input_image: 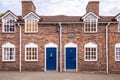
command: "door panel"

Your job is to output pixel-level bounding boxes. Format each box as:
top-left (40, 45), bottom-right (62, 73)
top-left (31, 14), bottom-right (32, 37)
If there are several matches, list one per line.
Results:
top-left (66, 48), bottom-right (76, 70)
top-left (46, 48), bottom-right (57, 71)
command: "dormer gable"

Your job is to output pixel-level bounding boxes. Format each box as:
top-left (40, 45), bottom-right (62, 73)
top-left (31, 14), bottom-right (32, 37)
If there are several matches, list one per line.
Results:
top-left (1, 10), bottom-right (18, 21)
top-left (115, 13), bottom-right (120, 21)
top-left (23, 12), bottom-right (40, 21)
top-left (82, 12), bottom-right (100, 21)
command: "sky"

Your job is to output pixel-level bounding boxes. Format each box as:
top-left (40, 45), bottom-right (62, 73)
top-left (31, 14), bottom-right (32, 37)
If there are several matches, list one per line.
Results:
top-left (0, 0), bottom-right (120, 16)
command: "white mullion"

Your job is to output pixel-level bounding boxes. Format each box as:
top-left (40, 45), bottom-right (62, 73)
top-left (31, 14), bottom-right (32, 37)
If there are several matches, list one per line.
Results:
top-left (85, 48), bottom-right (86, 60)
top-left (13, 48), bottom-right (15, 60)
top-left (93, 19), bottom-right (95, 31)
top-left (13, 20), bottom-right (15, 32)
top-left (90, 48), bottom-right (92, 60)
top-left (28, 20), bottom-right (30, 32)
top-left (32, 20), bottom-right (34, 32)
top-left (31, 48), bottom-right (33, 60)
top-left (96, 19), bottom-right (97, 32)
top-left (6, 48), bottom-right (8, 60)
top-left (27, 20), bottom-right (29, 32)
top-left (34, 20), bottom-right (36, 32)
top-left (5, 48), bottom-right (7, 60)
top-left (4, 19), bottom-right (6, 32)
top-left (86, 20), bottom-right (88, 32)
top-left (96, 47), bottom-right (97, 60)
top-left (8, 48), bottom-right (10, 60)
top-left (36, 20), bottom-right (38, 32)
top-left (118, 21), bottom-right (120, 31)
top-left (30, 20), bottom-right (32, 32)
top-left (26, 48), bottom-right (28, 60)
top-left (29, 47), bottom-right (32, 60)
top-left (89, 19), bottom-right (91, 32)
top-left (11, 20), bottom-right (13, 32)
top-left (9, 20), bottom-right (10, 32)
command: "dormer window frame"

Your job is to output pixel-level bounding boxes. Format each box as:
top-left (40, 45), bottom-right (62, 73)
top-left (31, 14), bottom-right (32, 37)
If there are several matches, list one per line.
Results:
top-left (1, 11), bottom-right (18, 33)
top-left (82, 12), bottom-right (99, 33)
top-left (117, 19), bottom-right (120, 32)
top-left (24, 19), bottom-right (39, 33)
top-left (2, 19), bottom-right (16, 33)
top-left (23, 12), bottom-right (40, 33)
top-left (84, 19), bottom-right (98, 33)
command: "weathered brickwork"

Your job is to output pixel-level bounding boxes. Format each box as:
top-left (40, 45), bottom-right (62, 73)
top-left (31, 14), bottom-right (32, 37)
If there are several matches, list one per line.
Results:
top-left (21, 24), bottom-right (59, 71)
top-left (108, 24), bottom-right (120, 73)
top-left (0, 0), bottom-right (120, 73)
top-left (61, 24), bottom-right (106, 72)
top-left (0, 25), bottom-right (20, 71)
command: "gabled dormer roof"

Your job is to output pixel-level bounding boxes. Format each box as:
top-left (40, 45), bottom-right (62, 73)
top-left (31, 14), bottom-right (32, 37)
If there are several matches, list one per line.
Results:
top-left (82, 12), bottom-right (100, 20)
top-left (23, 12), bottom-right (41, 20)
top-left (0, 10), bottom-right (18, 19)
top-left (115, 13), bottom-right (120, 21)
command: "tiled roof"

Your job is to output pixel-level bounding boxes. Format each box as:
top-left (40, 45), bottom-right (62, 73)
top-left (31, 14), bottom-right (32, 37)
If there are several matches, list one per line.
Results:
top-left (0, 11), bottom-right (118, 22)
top-left (40, 15), bottom-right (82, 22)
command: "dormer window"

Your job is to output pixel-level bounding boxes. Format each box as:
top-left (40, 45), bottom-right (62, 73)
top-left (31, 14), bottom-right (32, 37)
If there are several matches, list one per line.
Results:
top-left (25, 19), bottom-right (38, 33)
top-left (82, 12), bottom-right (99, 33)
top-left (1, 11), bottom-right (18, 33)
top-left (23, 12), bottom-right (40, 33)
top-left (3, 19), bottom-right (15, 32)
top-left (84, 19), bottom-right (97, 32)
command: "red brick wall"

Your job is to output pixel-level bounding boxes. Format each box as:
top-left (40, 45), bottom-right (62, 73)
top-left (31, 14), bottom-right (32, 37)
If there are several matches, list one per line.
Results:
top-left (0, 24), bottom-right (20, 71)
top-left (108, 23), bottom-right (120, 73)
top-left (21, 24), bottom-right (59, 71)
top-left (61, 23), bottom-right (106, 72)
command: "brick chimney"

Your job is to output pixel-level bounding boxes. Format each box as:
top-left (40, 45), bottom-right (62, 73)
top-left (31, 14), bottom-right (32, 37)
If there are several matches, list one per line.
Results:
top-left (86, 0), bottom-right (99, 15)
top-left (22, 0), bottom-right (36, 16)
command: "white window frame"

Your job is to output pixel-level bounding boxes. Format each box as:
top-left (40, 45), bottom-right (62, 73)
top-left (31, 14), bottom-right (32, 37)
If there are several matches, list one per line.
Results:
top-left (2, 42), bottom-right (15, 61)
top-left (84, 42), bottom-right (98, 61)
top-left (115, 43), bottom-right (120, 61)
top-left (84, 19), bottom-right (98, 33)
top-left (25, 19), bottom-right (38, 33)
top-left (2, 19), bottom-right (16, 33)
top-left (25, 42), bottom-right (38, 61)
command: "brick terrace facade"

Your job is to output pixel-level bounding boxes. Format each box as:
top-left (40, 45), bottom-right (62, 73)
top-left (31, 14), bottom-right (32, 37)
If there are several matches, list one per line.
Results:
top-left (0, 0), bottom-right (120, 73)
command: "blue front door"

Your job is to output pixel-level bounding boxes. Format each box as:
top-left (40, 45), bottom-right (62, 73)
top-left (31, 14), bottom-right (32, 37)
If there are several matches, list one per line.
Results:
top-left (66, 48), bottom-right (76, 70)
top-left (46, 48), bottom-right (57, 71)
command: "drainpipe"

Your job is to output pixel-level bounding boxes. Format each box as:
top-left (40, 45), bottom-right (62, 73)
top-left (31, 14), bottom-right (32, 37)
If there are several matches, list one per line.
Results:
top-left (106, 22), bottom-right (110, 74)
top-left (59, 22), bottom-right (62, 72)
top-left (18, 23), bottom-right (22, 72)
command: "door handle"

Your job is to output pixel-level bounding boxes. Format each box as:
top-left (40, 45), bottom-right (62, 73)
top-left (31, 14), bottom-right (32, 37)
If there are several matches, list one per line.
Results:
top-left (50, 53), bottom-right (53, 59)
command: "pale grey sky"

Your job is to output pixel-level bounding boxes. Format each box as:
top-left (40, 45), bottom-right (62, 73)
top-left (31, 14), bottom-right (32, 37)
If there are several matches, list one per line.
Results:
top-left (0, 0), bottom-right (120, 16)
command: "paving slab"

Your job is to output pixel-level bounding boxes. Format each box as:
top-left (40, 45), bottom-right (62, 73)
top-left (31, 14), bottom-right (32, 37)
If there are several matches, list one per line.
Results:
top-left (0, 72), bottom-right (120, 80)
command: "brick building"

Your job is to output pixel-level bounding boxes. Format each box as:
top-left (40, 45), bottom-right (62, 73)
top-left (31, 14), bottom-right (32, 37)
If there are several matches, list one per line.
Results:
top-left (0, 0), bottom-right (120, 73)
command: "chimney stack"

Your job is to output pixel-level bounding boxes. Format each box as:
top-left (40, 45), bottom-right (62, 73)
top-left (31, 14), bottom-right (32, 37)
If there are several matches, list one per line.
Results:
top-left (22, 0), bottom-right (36, 16)
top-left (86, 0), bottom-right (99, 15)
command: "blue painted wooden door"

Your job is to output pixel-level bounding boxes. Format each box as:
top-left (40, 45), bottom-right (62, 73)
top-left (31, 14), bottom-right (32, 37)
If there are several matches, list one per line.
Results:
top-left (46, 48), bottom-right (57, 71)
top-left (66, 48), bottom-right (76, 70)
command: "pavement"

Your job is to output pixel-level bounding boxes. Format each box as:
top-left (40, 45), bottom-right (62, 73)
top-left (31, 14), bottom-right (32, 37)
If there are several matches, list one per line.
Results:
top-left (0, 72), bottom-right (120, 80)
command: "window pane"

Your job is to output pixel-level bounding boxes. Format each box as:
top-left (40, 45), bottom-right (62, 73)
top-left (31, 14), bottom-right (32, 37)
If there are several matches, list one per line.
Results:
top-left (85, 20), bottom-right (97, 32)
top-left (26, 47), bottom-right (37, 61)
top-left (4, 19), bottom-right (15, 32)
top-left (116, 47), bottom-right (120, 60)
top-left (85, 47), bottom-right (97, 61)
top-left (25, 20), bottom-right (38, 32)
